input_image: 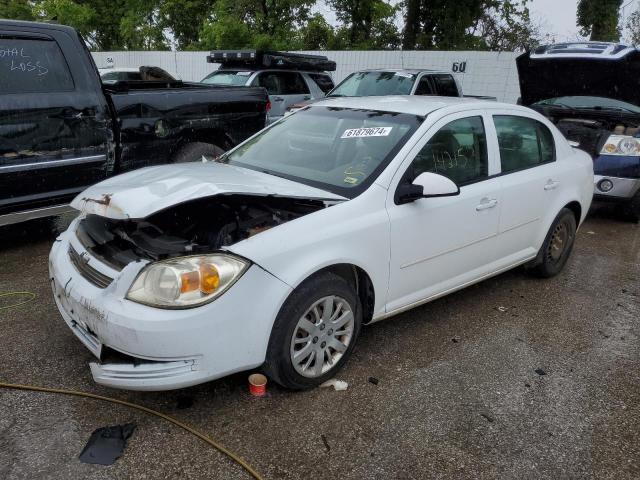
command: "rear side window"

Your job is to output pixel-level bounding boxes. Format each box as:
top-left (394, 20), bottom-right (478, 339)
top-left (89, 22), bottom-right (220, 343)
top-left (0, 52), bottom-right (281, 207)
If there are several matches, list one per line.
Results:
top-left (308, 73), bottom-right (334, 94)
top-left (410, 116), bottom-right (488, 186)
top-left (432, 74), bottom-right (459, 97)
top-left (276, 72), bottom-right (309, 95)
top-left (254, 72), bottom-right (310, 95)
top-left (0, 38), bottom-right (74, 93)
top-left (494, 116), bottom-right (556, 173)
top-left (414, 76), bottom-right (435, 95)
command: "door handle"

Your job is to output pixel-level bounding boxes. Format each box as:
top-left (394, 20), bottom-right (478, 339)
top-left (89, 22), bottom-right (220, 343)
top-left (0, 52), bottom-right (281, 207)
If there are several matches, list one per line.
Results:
top-left (476, 198), bottom-right (498, 211)
top-left (544, 179), bottom-right (559, 191)
top-left (272, 97), bottom-right (285, 102)
top-left (303, 96), bottom-right (311, 100)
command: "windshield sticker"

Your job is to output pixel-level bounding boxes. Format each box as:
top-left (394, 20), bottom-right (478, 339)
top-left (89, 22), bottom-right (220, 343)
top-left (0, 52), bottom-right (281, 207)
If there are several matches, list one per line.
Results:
top-left (394, 72), bottom-right (413, 78)
top-left (236, 71), bottom-right (252, 76)
top-left (341, 127), bottom-right (392, 139)
top-left (344, 176), bottom-right (359, 184)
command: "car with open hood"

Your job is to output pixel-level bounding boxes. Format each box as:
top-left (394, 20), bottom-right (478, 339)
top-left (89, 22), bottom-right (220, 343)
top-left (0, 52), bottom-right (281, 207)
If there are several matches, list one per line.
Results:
top-left (49, 96), bottom-right (593, 391)
top-left (517, 42), bottom-right (640, 221)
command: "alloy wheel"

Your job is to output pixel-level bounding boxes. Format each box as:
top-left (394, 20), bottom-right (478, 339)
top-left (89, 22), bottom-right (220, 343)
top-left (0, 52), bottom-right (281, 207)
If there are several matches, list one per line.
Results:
top-left (290, 295), bottom-right (355, 378)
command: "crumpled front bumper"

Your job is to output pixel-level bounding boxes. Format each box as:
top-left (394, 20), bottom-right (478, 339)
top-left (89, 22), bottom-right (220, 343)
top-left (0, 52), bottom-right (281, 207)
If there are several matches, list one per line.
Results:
top-left (49, 220), bottom-right (292, 391)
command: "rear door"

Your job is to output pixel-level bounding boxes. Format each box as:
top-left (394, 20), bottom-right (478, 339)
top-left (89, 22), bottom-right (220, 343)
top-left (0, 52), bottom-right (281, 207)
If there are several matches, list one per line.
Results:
top-left (493, 113), bottom-right (559, 262)
top-left (0, 29), bottom-right (111, 216)
top-left (253, 71), bottom-right (310, 121)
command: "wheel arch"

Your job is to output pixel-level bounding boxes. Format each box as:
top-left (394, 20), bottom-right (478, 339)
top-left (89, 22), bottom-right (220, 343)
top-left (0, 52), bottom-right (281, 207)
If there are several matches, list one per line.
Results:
top-left (291, 263), bottom-right (376, 325)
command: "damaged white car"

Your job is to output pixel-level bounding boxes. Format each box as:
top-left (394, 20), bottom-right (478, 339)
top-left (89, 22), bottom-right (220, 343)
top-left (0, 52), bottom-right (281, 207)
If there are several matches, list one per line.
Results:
top-left (49, 96), bottom-right (594, 391)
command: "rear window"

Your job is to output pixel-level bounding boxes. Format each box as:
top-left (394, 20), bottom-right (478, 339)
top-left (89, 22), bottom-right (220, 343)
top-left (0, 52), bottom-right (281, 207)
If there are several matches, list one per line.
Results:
top-left (308, 73), bottom-right (334, 94)
top-left (329, 71), bottom-right (415, 97)
top-left (432, 75), bottom-right (459, 97)
top-left (0, 38), bottom-right (74, 93)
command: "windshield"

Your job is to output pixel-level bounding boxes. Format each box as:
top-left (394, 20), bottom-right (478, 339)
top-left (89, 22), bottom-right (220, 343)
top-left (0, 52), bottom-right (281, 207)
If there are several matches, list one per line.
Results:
top-left (222, 107), bottom-right (422, 198)
top-left (533, 96), bottom-right (640, 114)
top-left (329, 71), bottom-right (416, 97)
top-left (201, 70), bottom-right (252, 86)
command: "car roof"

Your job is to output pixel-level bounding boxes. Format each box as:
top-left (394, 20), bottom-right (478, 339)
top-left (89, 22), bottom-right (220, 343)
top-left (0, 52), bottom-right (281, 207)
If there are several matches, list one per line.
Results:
top-left (310, 95), bottom-right (514, 116)
top-left (0, 19), bottom-right (77, 35)
top-left (354, 68), bottom-right (450, 75)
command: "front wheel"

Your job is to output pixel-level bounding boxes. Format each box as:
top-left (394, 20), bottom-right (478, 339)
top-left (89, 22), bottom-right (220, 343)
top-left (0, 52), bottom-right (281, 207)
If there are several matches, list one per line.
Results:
top-left (263, 272), bottom-right (362, 390)
top-left (529, 208), bottom-right (577, 278)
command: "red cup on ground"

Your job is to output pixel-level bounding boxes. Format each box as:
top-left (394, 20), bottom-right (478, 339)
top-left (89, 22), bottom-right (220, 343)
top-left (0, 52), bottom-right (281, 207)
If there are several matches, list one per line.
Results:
top-left (248, 373), bottom-right (267, 396)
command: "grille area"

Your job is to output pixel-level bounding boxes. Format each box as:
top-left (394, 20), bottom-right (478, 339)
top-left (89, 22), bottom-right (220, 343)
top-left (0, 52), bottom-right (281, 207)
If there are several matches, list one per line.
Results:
top-left (68, 246), bottom-right (114, 289)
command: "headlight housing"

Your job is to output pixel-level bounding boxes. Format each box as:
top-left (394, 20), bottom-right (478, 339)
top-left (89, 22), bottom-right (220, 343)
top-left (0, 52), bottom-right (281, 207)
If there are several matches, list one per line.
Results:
top-left (126, 254), bottom-right (249, 308)
top-left (601, 134), bottom-right (640, 156)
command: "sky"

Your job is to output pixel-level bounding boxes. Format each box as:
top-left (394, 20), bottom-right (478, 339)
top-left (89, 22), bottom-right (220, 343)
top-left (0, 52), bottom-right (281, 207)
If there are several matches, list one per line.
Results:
top-left (529, 0), bottom-right (639, 42)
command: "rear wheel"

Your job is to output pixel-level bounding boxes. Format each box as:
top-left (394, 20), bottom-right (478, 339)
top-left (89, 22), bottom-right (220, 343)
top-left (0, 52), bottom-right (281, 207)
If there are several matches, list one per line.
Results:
top-left (529, 208), bottom-right (577, 278)
top-left (263, 272), bottom-right (362, 390)
top-left (172, 142), bottom-right (224, 163)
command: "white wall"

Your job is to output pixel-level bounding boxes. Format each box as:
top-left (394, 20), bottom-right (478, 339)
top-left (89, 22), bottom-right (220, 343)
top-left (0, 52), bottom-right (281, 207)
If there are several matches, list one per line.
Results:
top-left (91, 50), bottom-right (522, 103)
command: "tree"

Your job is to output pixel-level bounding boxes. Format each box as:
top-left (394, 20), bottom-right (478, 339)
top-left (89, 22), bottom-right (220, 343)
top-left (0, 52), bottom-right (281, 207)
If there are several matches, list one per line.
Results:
top-left (296, 13), bottom-right (336, 50)
top-left (402, 0), bottom-right (537, 51)
top-left (577, 0), bottom-right (622, 42)
top-left (471, 0), bottom-right (540, 51)
top-left (159, 0), bottom-right (214, 50)
top-left (329, 0), bottom-right (400, 49)
top-left (626, 7), bottom-right (640, 45)
top-left (0, 0), bottom-right (35, 20)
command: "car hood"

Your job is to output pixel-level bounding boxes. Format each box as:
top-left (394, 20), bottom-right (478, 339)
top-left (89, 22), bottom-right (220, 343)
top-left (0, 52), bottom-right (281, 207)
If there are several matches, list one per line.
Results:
top-left (71, 162), bottom-right (346, 219)
top-left (516, 50), bottom-right (640, 107)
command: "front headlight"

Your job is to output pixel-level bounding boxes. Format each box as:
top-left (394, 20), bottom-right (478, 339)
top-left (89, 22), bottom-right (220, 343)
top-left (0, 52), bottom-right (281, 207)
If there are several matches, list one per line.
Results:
top-left (601, 135), bottom-right (640, 156)
top-left (126, 254), bottom-right (249, 308)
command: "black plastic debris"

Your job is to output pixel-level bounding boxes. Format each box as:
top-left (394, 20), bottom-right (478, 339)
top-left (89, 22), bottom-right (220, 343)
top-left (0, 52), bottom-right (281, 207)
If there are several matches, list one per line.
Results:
top-left (480, 413), bottom-right (494, 423)
top-left (368, 377), bottom-right (379, 385)
top-left (535, 368), bottom-right (547, 376)
top-left (321, 434), bottom-right (331, 452)
top-left (79, 423), bottom-right (136, 465)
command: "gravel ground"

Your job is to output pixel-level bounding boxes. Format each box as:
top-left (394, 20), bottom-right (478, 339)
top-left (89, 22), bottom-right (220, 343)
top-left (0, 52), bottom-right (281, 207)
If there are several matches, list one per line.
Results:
top-left (0, 205), bottom-right (638, 480)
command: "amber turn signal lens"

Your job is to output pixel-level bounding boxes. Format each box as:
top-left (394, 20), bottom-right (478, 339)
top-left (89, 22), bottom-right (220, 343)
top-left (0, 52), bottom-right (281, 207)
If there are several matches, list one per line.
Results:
top-left (199, 263), bottom-right (220, 294)
top-left (180, 270), bottom-right (200, 293)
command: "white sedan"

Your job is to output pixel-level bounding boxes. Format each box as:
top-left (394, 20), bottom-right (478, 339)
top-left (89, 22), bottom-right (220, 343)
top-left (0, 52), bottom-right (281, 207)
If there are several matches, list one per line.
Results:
top-left (49, 96), bottom-right (593, 391)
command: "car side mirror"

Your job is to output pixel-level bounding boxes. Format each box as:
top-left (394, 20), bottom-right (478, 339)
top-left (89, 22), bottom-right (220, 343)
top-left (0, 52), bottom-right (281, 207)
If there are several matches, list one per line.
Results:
top-left (396, 172), bottom-right (460, 205)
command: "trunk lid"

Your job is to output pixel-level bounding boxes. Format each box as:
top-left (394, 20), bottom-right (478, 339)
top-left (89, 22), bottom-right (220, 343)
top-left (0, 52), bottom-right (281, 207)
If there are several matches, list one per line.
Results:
top-left (71, 162), bottom-right (346, 219)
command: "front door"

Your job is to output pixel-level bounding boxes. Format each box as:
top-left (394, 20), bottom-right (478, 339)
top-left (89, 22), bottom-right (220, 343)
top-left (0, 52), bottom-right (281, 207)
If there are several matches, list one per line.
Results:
top-left (386, 113), bottom-right (502, 313)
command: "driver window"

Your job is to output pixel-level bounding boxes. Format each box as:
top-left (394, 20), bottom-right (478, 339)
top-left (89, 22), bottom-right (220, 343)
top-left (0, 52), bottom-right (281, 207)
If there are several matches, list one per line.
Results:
top-left (408, 116), bottom-right (488, 186)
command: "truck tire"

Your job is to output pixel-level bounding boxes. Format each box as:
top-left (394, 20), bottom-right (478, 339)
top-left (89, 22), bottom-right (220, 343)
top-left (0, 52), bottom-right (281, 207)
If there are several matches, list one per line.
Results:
top-left (172, 142), bottom-right (224, 163)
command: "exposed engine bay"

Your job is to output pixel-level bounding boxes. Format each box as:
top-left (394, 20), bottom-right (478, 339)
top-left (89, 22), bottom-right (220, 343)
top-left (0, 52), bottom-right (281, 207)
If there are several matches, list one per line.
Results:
top-left (76, 194), bottom-right (326, 270)
top-left (531, 107), bottom-right (640, 158)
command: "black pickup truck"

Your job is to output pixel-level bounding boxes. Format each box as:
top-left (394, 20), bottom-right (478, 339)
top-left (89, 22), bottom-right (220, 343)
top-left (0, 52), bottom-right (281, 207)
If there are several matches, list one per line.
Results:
top-left (0, 20), bottom-right (269, 227)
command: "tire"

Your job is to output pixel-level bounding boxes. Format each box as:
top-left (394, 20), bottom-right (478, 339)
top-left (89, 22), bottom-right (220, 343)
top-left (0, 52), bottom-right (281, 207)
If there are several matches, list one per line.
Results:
top-left (171, 142), bottom-right (224, 163)
top-left (263, 272), bottom-right (362, 390)
top-left (529, 208), bottom-right (577, 278)
top-left (622, 192), bottom-right (640, 223)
